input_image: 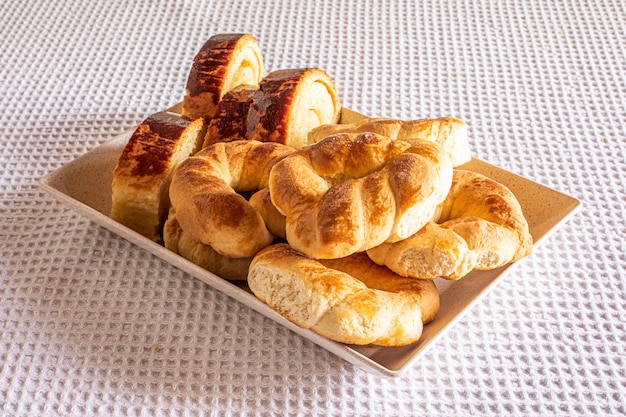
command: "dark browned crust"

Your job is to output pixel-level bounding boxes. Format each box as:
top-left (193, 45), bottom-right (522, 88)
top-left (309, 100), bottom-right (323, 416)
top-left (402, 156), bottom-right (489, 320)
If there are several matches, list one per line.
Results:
top-left (114, 112), bottom-right (193, 179)
top-left (182, 33), bottom-right (262, 121)
top-left (202, 85), bottom-right (256, 147)
top-left (246, 68), bottom-right (311, 144)
top-left (185, 34), bottom-right (248, 102)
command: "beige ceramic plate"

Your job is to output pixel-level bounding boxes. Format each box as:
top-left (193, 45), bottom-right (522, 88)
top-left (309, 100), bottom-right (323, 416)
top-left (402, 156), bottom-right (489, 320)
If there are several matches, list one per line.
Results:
top-left (39, 107), bottom-right (580, 377)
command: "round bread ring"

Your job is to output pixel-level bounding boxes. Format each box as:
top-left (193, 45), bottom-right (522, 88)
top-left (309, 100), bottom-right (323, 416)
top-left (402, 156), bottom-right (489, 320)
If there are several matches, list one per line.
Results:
top-left (169, 140), bottom-right (294, 258)
top-left (367, 169), bottom-right (534, 280)
top-left (163, 212), bottom-right (251, 280)
top-left (246, 68), bottom-right (341, 149)
top-left (182, 33), bottom-right (264, 121)
top-left (268, 132), bottom-right (453, 259)
top-left (248, 244), bottom-right (438, 346)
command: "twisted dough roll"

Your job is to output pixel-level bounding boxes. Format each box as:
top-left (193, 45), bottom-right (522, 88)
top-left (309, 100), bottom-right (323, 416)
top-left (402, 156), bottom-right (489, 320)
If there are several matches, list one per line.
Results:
top-left (182, 33), bottom-right (264, 120)
top-left (268, 132), bottom-right (453, 259)
top-left (367, 170), bottom-right (533, 280)
top-left (246, 68), bottom-right (341, 149)
top-left (169, 140), bottom-right (294, 257)
top-left (163, 213), bottom-right (252, 280)
top-left (319, 253), bottom-right (439, 324)
top-left (248, 244), bottom-right (438, 346)
top-left (308, 116), bottom-right (471, 167)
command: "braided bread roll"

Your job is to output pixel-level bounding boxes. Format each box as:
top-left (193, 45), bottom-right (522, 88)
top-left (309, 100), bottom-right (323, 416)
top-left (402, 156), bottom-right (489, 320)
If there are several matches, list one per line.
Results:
top-left (246, 68), bottom-right (341, 149)
top-left (111, 111), bottom-right (206, 241)
top-left (248, 244), bottom-right (433, 346)
top-left (308, 116), bottom-right (472, 167)
top-left (367, 170), bottom-right (533, 280)
top-left (319, 253), bottom-right (439, 324)
top-left (163, 213), bottom-right (252, 280)
top-left (268, 132), bottom-right (453, 259)
top-left (182, 33), bottom-right (264, 121)
top-left (169, 140), bottom-right (294, 257)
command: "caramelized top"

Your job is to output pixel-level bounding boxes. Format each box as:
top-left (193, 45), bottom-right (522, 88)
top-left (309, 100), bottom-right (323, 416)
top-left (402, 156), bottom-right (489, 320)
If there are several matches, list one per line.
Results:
top-left (204, 85), bottom-right (256, 146)
top-left (185, 34), bottom-right (251, 104)
top-left (246, 68), bottom-right (311, 143)
top-left (114, 112), bottom-right (191, 181)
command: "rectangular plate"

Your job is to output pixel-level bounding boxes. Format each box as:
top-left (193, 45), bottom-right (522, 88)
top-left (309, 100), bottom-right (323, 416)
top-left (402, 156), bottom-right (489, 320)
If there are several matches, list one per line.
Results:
top-left (39, 107), bottom-right (581, 377)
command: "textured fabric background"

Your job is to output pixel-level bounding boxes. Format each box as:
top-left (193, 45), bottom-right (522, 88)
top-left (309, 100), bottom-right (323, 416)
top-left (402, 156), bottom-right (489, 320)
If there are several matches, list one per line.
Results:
top-left (1, 0), bottom-right (625, 416)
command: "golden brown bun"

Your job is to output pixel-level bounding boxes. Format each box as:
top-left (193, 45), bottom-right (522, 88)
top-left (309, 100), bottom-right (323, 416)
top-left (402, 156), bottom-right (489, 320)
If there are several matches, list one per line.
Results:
top-left (163, 212), bottom-right (251, 280)
top-left (308, 116), bottom-right (472, 167)
top-left (246, 68), bottom-right (341, 149)
top-left (169, 140), bottom-right (294, 257)
top-left (202, 84), bottom-right (256, 148)
top-left (249, 188), bottom-right (286, 239)
top-left (111, 112), bottom-right (206, 241)
top-left (367, 170), bottom-right (533, 280)
top-left (319, 253), bottom-right (439, 324)
top-left (182, 34), bottom-right (263, 121)
top-left (268, 132), bottom-right (453, 259)
top-left (248, 244), bottom-right (426, 346)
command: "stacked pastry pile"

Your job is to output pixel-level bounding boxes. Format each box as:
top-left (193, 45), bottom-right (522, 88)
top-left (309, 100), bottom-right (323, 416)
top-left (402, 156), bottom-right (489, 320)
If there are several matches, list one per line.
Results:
top-left (110, 33), bottom-right (533, 347)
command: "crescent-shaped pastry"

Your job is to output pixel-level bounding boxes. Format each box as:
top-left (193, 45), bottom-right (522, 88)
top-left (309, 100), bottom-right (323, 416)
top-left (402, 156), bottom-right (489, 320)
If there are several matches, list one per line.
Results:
top-left (367, 170), bottom-right (533, 280)
top-left (163, 213), bottom-right (252, 280)
top-left (169, 140), bottom-right (294, 257)
top-left (319, 253), bottom-right (440, 324)
top-left (248, 244), bottom-right (434, 346)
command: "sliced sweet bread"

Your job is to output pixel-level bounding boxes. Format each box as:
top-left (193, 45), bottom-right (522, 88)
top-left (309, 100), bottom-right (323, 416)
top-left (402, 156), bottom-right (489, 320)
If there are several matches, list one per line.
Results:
top-left (182, 33), bottom-right (264, 121)
top-left (111, 111), bottom-right (206, 241)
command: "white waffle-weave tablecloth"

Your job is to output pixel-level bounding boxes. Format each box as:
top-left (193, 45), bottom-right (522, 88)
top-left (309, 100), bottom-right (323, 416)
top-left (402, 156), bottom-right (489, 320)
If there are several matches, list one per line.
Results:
top-left (1, 1), bottom-right (625, 416)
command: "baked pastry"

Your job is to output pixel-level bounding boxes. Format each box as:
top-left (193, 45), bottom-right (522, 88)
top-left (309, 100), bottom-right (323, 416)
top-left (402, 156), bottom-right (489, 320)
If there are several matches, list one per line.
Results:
top-left (248, 244), bottom-right (430, 346)
top-left (246, 68), bottom-right (341, 149)
top-left (202, 84), bottom-right (256, 147)
top-left (367, 170), bottom-right (533, 280)
top-left (110, 111), bottom-right (206, 241)
top-left (249, 187), bottom-right (287, 239)
top-left (168, 140), bottom-right (294, 257)
top-left (182, 33), bottom-right (264, 121)
top-left (268, 132), bottom-right (453, 259)
top-left (163, 213), bottom-right (251, 280)
top-left (308, 116), bottom-right (472, 167)
top-left (320, 253), bottom-right (439, 324)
